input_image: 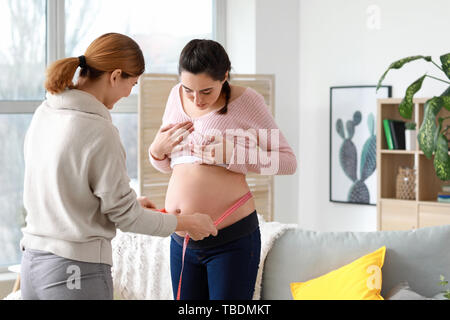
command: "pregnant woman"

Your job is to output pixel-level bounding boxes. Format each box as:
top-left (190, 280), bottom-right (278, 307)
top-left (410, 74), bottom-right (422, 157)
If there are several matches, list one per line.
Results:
top-left (149, 39), bottom-right (297, 300)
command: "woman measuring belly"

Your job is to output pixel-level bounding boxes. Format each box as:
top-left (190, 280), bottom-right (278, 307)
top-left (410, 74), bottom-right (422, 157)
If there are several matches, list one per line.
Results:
top-left (166, 164), bottom-right (256, 237)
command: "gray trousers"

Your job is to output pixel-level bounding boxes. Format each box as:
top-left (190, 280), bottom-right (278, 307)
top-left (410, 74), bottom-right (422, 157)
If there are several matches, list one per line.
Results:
top-left (20, 248), bottom-right (113, 300)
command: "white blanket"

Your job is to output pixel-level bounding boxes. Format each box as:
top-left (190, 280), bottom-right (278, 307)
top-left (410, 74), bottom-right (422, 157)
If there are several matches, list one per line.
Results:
top-left (3, 215), bottom-right (296, 300)
top-left (111, 215), bottom-right (297, 300)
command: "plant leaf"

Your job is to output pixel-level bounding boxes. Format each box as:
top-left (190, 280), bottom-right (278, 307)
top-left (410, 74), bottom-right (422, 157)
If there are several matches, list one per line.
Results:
top-left (399, 75), bottom-right (426, 119)
top-left (367, 113), bottom-right (375, 135)
top-left (346, 120), bottom-right (355, 139)
top-left (442, 94), bottom-right (450, 112)
top-left (360, 135), bottom-right (376, 182)
top-left (441, 86), bottom-right (450, 97)
top-left (418, 97), bottom-right (443, 159)
top-left (439, 275), bottom-right (449, 286)
top-left (339, 140), bottom-right (358, 182)
top-left (377, 55), bottom-right (432, 91)
top-left (336, 119), bottom-right (345, 139)
top-left (440, 53), bottom-right (450, 80)
top-left (434, 133), bottom-right (450, 181)
top-left (405, 122), bottom-right (416, 130)
top-left (353, 111), bottom-right (362, 126)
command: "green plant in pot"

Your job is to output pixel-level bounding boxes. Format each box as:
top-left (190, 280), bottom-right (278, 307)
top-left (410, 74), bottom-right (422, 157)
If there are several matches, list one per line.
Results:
top-left (439, 275), bottom-right (450, 300)
top-left (377, 53), bottom-right (450, 181)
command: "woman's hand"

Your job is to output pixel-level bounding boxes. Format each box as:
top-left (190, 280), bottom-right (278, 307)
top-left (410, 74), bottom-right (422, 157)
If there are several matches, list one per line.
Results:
top-left (189, 135), bottom-right (234, 165)
top-left (137, 196), bottom-right (157, 209)
top-left (150, 121), bottom-right (194, 160)
top-left (175, 213), bottom-right (218, 241)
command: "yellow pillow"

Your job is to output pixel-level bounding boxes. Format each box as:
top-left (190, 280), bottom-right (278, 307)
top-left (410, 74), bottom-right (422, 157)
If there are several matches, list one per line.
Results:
top-left (290, 246), bottom-right (386, 300)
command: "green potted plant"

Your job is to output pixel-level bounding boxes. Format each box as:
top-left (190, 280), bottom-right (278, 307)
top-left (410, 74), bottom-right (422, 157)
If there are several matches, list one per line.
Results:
top-left (439, 275), bottom-right (450, 300)
top-left (377, 53), bottom-right (450, 181)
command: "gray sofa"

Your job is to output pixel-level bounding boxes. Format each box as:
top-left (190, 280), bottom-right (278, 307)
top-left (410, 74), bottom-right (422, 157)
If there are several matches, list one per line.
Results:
top-left (4, 224), bottom-right (449, 300)
top-left (260, 224), bottom-right (450, 300)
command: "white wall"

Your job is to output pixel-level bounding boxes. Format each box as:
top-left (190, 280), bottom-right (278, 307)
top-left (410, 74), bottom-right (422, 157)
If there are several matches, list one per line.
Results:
top-left (226, 0), bottom-right (256, 74)
top-left (255, 0), bottom-right (299, 224)
top-left (228, 0), bottom-right (449, 230)
top-left (227, 0), bottom-right (300, 224)
top-left (298, 0), bottom-right (450, 231)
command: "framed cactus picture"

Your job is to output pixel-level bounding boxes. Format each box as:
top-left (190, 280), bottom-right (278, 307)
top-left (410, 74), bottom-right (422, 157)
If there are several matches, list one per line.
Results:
top-left (330, 85), bottom-right (392, 205)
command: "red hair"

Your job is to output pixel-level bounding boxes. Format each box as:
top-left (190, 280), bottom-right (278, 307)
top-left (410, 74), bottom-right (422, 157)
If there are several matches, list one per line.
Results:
top-left (45, 33), bottom-right (145, 94)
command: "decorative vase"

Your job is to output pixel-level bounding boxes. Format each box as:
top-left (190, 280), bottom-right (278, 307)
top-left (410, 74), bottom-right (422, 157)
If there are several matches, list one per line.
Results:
top-left (395, 166), bottom-right (416, 200)
top-left (405, 129), bottom-right (417, 151)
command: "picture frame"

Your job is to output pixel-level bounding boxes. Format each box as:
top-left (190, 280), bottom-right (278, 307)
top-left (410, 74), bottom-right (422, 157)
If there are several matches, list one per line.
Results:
top-left (329, 85), bottom-right (392, 205)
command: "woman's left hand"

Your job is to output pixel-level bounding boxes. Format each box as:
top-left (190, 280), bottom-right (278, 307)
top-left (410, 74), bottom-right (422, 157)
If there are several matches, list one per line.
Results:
top-left (190, 135), bottom-right (234, 165)
top-left (137, 196), bottom-right (157, 209)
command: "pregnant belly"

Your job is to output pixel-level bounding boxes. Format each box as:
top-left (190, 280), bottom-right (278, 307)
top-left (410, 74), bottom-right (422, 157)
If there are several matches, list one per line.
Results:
top-left (165, 164), bottom-right (256, 234)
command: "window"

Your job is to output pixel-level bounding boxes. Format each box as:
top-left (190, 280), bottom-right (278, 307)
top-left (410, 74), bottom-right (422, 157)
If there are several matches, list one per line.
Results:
top-left (65, 0), bottom-right (214, 183)
top-left (0, 0), bottom-right (47, 100)
top-left (0, 115), bottom-right (33, 267)
top-left (111, 113), bottom-right (139, 191)
top-left (0, 0), bottom-right (46, 268)
top-left (66, 0), bottom-right (213, 74)
top-left (0, 0), bottom-right (217, 268)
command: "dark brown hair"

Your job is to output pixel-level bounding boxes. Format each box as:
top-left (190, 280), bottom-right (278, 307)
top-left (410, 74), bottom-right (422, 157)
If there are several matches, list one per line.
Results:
top-left (178, 39), bottom-right (231, 114)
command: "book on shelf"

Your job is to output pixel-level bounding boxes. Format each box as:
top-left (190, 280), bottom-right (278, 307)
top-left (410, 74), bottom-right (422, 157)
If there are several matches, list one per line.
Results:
top-left (390, 120), bottom-right (406, 150)
top-left (438, 194), bottom-right (450, 199)
top-left (442, 185), bottom-right (450, 193)
top-left (437, 197), bottom-right (450, 203)
top-left (437, 192), bottom-right (450, 203)
top-left (383, 119), bottom-right (394, 150)
top-left (383, 119), bottom-right (406, 150)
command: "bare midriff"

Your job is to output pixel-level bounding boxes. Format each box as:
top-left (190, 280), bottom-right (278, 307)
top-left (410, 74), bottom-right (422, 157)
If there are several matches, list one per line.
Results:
top-left (165, 163), bottom-right (255, 237)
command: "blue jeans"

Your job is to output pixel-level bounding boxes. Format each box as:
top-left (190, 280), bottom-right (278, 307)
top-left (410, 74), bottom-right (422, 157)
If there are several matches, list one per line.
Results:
top-left (170, 227), bottom-right (261, 300)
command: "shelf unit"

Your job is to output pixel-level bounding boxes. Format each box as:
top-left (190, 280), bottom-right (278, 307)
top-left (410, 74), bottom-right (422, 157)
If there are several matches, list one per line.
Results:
top-left (377, 98), bottom-right (450, 231)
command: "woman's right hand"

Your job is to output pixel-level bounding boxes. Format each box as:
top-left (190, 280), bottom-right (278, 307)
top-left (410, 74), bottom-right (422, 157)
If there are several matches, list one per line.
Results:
top-left (175, 213), bottom-right (218, 241)
top-left (149, 121), bottom-right (194, 160)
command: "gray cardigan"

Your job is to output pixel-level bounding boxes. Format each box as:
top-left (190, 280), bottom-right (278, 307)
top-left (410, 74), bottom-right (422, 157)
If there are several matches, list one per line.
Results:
top-left (20, 89), bottom-right (177, 265)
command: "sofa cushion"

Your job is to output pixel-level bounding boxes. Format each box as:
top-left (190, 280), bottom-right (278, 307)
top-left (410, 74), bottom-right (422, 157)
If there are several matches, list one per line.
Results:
top-left (261, 225), bottom-right (450, 300)
top-left (385, 281), bottom-right (433, 300)
top-left (290, 246), bottom-right (385, 300)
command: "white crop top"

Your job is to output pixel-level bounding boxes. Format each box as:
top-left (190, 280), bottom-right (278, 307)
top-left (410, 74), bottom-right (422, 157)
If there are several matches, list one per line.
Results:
top-left (170, 155), bottom-right (228, 169)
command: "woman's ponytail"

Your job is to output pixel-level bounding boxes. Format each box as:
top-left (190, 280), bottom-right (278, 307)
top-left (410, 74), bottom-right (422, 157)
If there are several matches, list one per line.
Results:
top-left (218, 79), bottom-right (231, 115)
top-left (44, 33), bottom-right (145, 95)
top-left (45, 57), bottom-right (80, 94)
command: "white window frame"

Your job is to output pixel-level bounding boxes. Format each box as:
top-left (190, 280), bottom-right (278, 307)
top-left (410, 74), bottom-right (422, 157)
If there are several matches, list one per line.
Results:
top-left (0, 0), bottom-right (225, 274)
